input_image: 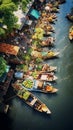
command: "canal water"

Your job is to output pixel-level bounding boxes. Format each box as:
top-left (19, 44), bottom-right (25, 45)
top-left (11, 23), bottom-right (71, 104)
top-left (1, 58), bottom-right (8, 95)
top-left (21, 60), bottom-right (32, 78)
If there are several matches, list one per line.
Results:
top-left (0, 0), bottom-right (73, 130)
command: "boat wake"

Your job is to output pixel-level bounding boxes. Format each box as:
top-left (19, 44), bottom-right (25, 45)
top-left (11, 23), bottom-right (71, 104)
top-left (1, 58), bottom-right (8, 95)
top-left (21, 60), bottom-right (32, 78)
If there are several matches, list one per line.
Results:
top-left (60, 44), bottom-right (70, 54)
top-left (59, 74), bottom-right (73, 83)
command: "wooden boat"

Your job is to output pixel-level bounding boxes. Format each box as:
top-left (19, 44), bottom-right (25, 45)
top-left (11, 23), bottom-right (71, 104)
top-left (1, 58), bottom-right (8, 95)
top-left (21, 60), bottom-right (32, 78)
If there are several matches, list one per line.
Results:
top-left (42, 24), bottom-right (55, 33)
top-left (34, 72), bottom-right (58, 82)
top-left (24, 72), bottom-right (58, 82)
top-left (58, 0), bottom-right (66, 4)
top-left (45, 4), bottom-right (59, 13)
top-left (21, 79), bottom-right (58, 93)
top-left (28, 63), bottom-right (57, 72)
top-left (66, 7), bottom-right (73, 22)
top-left (43, 31), bottom-right (52, 37)
top-left (69, 26), bottom-right (73, 40)
top-left (51, 7), bottom-right (59, 13)
top-left (0, 69), bottom-right (14, 96)
top-left (40, 37), bottom-right (55, 47)
top-left (12, 82), bottom-right (51, 114)
top-left (31, 50), bottom-right (60, 60)
top-left (66, 14), bottom-right (73, 22)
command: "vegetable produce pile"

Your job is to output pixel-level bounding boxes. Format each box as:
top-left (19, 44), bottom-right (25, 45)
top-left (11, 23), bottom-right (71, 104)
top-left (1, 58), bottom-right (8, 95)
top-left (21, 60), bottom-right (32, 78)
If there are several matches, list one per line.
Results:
top-left (36, 65), bottom-right (42, 71)
top-left (48, 51), bottom-right (54, 56)
top-left (22, 79), bottom-right (33, 89)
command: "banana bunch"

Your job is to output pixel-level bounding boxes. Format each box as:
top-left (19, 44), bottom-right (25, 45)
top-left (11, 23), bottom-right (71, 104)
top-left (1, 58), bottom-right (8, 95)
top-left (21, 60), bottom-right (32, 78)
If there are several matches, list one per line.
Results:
top-left (23, 80), bottom-right (33, 89)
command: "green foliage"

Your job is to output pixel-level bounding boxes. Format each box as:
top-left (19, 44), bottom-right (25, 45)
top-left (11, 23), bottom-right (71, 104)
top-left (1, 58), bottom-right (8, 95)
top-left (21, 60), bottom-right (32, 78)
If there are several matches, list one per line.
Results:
top-left (31, 71), bottom-right (38, 79)
top-left (0, 0), bottom-right (18, 37)
top-left (27, 48), bottom-right (33, 55)
top-left (35, 58), bottom-right (43, 64)
top-left (22, 0), bottom-right (29, 12)
top-left (22, 91), bottom-right (30, 100)
top-left (0, 27), bottom-right (5, 36)
top-left (0, 1), bottom-right (17, 11)
top-left (22, 65), bottom-right (28, 72)
top-left (32, 40), bottom-right (38, 45)
top-left (22, 79), bottom-right (33, 88)
top-left (0, 57), bottom-right (7, 77)
top-left (36, 64), bottom-right (42, 71)
top-left (2, 0), bottom-right (12, 4)
top-left (0, 0), bottom-right (33, 37)
top-left (32, 28), bottom-right (44, 41)
top-left (16, 64), bottom-right (28, 72)
top-left (22, 53), bottom-right (31, 64)
top-left (3, 12), bottom-right (18, 32)
top-left (32, 40), bottom-right (41, 49)
top-left (0, 0), bottom-right (2, 5)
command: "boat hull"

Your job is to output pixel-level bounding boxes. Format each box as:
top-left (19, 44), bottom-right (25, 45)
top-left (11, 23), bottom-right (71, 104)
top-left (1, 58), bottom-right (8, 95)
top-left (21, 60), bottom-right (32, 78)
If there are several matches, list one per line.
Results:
top-left (12, 83), bottom-right (51, 115)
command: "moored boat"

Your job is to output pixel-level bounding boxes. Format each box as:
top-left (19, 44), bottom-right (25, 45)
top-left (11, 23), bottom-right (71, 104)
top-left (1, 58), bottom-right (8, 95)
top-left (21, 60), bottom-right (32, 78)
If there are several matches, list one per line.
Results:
top-left (22, 79), bottom-right (58, 93)
top-left (35, 72), bottom-right (58, 82)
top-left (69, 26), bottom-right (73, 40)
top-left (31, 50), bottom-right (60, 60)
top-left (12, 83), bottom-right (51, 114)
top-left (40, 37), bottom-right (55, 47)
top-left (24, 72), bottom-right (58, 82)
top-left (29, 63), bottom-right (57, 72)
top-left (66, 14), bottom-right (73, 22)
top-left (57, 0), bottom-right (66, 4)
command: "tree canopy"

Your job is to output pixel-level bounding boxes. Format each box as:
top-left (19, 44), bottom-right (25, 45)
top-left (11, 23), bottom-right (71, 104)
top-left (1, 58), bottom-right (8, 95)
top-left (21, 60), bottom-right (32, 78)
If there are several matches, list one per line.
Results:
top-left (0, 0), bottom-right (33, 37)
top-left (0, 0), bottom-right (18, 37)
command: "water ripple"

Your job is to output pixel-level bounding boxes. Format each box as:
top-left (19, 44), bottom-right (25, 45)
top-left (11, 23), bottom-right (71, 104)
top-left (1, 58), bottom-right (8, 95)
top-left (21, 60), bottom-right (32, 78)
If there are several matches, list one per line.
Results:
top-left (60, 44), bottom-right (70, 53)
top-left (59, 74), bottom-right (73, 83)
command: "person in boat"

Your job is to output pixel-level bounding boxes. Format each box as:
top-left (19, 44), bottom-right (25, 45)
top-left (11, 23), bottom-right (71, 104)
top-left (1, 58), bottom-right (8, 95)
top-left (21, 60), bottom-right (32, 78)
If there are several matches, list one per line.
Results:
top-left (47, 73), bottom-right (54, 80)
top-left (38, 81), bottom-right (44, 89)
top-left (42, 64), bottom-right (50, 71)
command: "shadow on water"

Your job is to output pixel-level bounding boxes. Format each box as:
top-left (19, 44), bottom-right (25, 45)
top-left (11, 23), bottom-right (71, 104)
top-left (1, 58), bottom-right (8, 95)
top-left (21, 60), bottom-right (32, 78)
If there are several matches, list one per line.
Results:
top-left (0, 113), bottom-right (13, 130)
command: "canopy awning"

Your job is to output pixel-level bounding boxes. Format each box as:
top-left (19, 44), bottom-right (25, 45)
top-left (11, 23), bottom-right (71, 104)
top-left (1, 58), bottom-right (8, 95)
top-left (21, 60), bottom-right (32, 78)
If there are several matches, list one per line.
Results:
top-left (0, 43), bottom-right (20, 56)
top-left (14, 71), bottom-right (24, 79)
top-left (30, 9), bottom-right (40, 19)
